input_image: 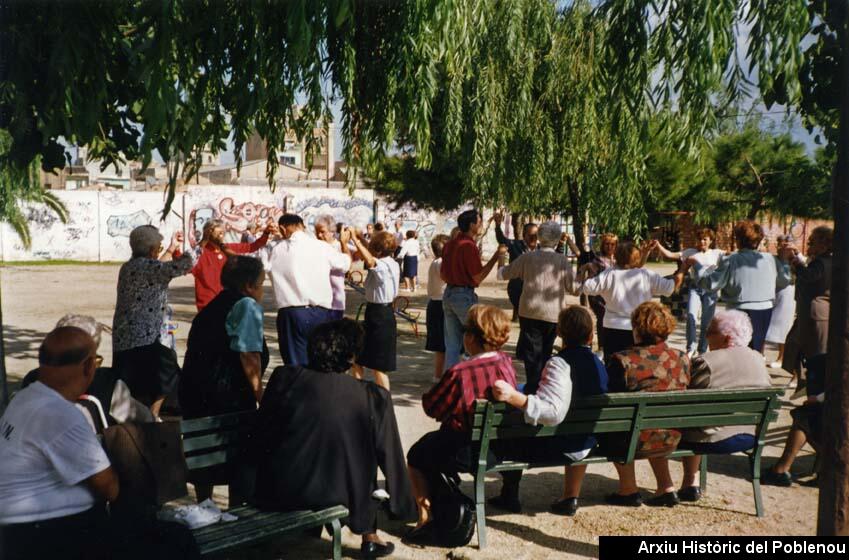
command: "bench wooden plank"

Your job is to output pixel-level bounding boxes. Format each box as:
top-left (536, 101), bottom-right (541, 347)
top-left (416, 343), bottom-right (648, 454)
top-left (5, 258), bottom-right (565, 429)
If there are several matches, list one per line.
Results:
top-left (194, 506), bottom-right (349, 555)
top-left (184, 447), bottom-right (241, 470)
top-left (641, 401), bottom-right (767, 417)
top-left (180, 411), bottom-right (255, 435)
top-left (182, 431), bottom-right (244, 453)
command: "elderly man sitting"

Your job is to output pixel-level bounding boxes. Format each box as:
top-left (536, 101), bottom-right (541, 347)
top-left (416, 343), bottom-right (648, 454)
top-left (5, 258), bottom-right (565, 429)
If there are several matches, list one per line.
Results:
top-left (0, 327), bottom-right (119, 560)
top-left (676, 310), bottom-right (772, 501)
top-left (498, 221), bottom-right (578, 394)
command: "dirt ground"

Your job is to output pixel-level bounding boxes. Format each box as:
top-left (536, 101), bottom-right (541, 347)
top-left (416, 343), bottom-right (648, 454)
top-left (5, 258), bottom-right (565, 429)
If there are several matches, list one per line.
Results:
top-left (1, 261), bottom-right (819, 559)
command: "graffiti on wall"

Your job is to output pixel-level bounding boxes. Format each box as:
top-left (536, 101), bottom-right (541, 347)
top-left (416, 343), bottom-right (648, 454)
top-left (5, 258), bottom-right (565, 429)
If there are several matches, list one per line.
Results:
top-left (293, 196), bottom-right (373, 230)
top-left (187, 197), bottom-right (286, 245)
top-left (381, 204), bottom-right (472, 257)
top-left (107, 210), bottom-right (152, 237)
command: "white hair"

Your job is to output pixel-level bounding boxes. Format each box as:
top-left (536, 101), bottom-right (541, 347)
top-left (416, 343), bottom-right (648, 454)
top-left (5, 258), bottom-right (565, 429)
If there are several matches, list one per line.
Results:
top-left (537, 221), bottom-right (561, 248)
top-left (315, 214), bottom-right (335, 231)
top-left (129, 225), bottom-right (163, 257)
top-left (711, 310), bottom-right (753, 348)
top-left (55, 314), bottom-right (110, 351)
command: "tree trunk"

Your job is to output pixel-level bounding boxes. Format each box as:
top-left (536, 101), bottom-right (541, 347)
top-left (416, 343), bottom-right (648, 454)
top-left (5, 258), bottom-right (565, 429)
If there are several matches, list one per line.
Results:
top-left (817, 8), bottom-right (849, 536)
top-left (511, 212), bottom-right (521, 240)
top-left (567, 178), bottom-right (586, 251)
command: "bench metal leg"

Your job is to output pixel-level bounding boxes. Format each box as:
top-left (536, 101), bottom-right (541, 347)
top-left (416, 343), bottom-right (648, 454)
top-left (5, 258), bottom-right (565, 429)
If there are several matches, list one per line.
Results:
top-left (474, 474), bottom-right (487, 548)
top-left (749, 451), bottom-right (764, 517)
top-left (699, 455), bottom-right (708, 492)
top-left (330, 518), bottom-right (342, 560)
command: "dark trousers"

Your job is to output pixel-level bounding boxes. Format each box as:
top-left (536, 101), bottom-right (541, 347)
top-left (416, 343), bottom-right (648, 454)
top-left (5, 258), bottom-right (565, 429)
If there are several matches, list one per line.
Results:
top-left (0, 507), bottom-right (111, 560)
top-left (276, 306), bottom-right (333, 366)
top-left (507, 279), bottom-right (523, 311)
top-left (516, 317), bottom-right (557, 395)
top-left (601, 327), bottom-right (635, 365)
top-left (742, 308), bottom-right (773, 352)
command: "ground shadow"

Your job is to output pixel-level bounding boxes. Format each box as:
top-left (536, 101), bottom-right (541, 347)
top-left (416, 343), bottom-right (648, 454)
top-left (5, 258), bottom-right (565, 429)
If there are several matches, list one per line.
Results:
top-left (486, 518), bottom-right (600, 558)
top-left (3, 324), bottom-right (45, 361)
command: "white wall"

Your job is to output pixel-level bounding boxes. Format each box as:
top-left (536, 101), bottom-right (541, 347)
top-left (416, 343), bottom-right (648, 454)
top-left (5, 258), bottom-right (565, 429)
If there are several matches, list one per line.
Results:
top-left (0, 187), bottom-right (496, 262)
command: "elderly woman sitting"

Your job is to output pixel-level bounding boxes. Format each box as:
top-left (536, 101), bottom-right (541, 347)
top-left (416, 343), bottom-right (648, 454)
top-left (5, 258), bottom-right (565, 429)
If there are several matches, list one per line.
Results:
top-left (112, 225), bottom-right (196, 416)
top-left (405, 305), bottom-right (517, 543)
top-left (676, 310), bottom-right (772, 501)
top-left (605, 302), bottom-right (690, 507)
top-left (498, 221), bottom-right (579, 394)
top-left (248, 319), bottom-right (415, 559)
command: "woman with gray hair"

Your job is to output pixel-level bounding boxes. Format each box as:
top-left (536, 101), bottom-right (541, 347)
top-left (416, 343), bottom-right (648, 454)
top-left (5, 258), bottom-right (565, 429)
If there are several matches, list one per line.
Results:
top-left (676, 309), bottom-right (772, 502)
top-left (498, 221), bottom-right (579, 393)
top-left (112, 225), bottom-right (197, 416)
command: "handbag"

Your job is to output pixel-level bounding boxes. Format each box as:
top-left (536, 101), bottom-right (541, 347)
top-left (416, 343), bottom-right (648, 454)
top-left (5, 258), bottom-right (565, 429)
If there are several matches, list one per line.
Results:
top-left (103, 421), bottom-right (189, 526)
top-left (429, 472), bottom-right (476, 548)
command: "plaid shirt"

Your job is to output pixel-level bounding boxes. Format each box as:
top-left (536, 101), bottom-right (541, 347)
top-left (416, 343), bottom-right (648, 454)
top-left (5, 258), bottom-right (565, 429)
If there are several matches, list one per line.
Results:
top-left (423, 351), bottom-right (517, 432)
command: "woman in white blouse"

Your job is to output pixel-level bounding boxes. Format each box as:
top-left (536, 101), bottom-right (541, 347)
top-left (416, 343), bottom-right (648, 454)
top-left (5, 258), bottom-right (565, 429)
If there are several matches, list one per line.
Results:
top-left (653, 228), bottom-right (725, 357)
top-left (581, 242), bottom-right (686, 362)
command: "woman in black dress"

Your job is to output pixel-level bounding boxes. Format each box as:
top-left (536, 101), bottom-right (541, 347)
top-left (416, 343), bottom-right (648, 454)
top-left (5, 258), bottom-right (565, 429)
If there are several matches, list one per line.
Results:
top-left (248, 319), bottom-right (415, 559)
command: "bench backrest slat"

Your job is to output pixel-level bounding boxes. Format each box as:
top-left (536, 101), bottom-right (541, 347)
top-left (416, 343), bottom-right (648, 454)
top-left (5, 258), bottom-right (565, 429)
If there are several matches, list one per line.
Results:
top-left (180, 411), bottom-right (256, 472)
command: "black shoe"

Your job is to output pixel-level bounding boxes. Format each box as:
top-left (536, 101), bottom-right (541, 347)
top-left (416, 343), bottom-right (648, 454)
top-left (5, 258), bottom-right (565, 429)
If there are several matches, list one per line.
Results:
top-left (645, 491), bottom-right (680, 507)
top-left (488, 494), bottom-right (522, 514)
top-left (604, 492), bottom-right (643, 507)
top-left (550, 497), bottom-right (579, 516)
top-left (402, 523), bottom-right (437, 545)
top-left (678, 486), bottom-right (701, 502)
top-left (761, 468), bottom-right (793, 487)
top-left (361, 541), bottom-right (395, 559)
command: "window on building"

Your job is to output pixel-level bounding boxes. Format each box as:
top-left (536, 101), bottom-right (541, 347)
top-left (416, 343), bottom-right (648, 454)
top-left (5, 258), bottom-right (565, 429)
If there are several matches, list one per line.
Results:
top-left (280, 156), bottom-right (296, 166)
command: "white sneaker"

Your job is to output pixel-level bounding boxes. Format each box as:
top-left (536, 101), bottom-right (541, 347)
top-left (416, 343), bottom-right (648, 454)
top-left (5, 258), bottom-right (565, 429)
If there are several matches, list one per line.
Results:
top-left (686, 349), bottom-right (697, 359)
top-left (768, 361), bottom-right (782, 369)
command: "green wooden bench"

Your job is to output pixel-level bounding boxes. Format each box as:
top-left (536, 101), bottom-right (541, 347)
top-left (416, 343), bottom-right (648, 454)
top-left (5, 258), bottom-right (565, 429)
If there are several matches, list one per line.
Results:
top-left (471, 387), bottom-right (783, 548)
top-left (180, 411), bottom-right (349, 559)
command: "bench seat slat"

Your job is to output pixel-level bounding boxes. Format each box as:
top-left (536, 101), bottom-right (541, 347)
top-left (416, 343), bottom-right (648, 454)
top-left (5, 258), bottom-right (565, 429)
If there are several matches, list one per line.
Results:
top-left (193, 506), bottom-right (349, 555)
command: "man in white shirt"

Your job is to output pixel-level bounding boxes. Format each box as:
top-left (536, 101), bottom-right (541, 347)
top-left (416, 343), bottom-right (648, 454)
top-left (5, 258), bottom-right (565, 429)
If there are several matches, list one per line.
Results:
top-left (268, 214), bottom-right (352, 365)
top-left (0, 327), bottom-right (119, 560)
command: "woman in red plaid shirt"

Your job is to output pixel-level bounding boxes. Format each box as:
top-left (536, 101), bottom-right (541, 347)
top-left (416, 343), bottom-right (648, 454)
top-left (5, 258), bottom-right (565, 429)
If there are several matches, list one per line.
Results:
top-left (405, 304), bottom-right (517, 542)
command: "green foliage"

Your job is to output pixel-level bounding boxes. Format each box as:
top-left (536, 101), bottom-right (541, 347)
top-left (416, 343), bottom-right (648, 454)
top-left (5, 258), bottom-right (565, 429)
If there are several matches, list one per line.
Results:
top-left (644, 120), bottom-right (831, 223)
top-left (0, 0), bottom-right (828, 235)
top-left (0, 131), bottom-right (69, 249)
top-left (367, 154), bottom-right (465, 211)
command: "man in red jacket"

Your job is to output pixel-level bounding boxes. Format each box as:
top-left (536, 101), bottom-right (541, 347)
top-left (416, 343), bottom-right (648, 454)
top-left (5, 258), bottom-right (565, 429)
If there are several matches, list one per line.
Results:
top-left (192, 218), bottom-right (277, 310)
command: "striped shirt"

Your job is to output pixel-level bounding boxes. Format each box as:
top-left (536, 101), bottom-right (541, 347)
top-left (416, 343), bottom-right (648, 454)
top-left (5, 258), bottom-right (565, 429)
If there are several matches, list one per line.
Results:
top-left (422, 351), bottom-right (517, 432)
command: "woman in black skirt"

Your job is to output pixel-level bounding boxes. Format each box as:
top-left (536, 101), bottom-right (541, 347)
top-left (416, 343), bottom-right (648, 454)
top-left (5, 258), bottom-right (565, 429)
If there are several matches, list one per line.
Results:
top-left (349, 229), bottom-right (400, 390)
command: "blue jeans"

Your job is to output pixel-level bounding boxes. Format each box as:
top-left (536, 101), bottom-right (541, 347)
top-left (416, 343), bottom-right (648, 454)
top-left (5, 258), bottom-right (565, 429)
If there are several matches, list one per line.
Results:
top-left (442, 286), bottom-right (478, 370)
top-left (686, 288), bottom-right (717, 353)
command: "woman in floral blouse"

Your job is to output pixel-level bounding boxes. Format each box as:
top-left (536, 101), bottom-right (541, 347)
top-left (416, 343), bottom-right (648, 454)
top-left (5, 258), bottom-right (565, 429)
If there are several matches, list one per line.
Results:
top-left (112, 225), bottom-right (197, 416)
top-left (605, 301), bottom-right (690, 508)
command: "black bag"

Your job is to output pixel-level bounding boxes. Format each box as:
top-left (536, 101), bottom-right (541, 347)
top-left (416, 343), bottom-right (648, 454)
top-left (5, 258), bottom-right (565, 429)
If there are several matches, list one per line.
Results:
top-left (429, 473), bottom-right (476, 548)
